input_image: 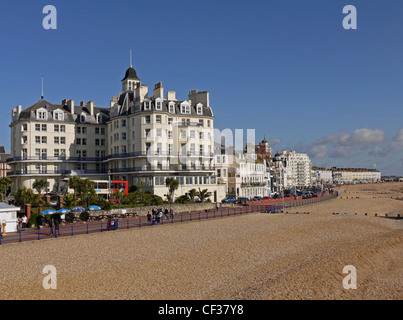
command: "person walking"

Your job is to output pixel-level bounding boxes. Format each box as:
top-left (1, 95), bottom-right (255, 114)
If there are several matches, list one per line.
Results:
top-left (164, 208), bottom-right (169, 219)
top-left (147, 211), bottom-right (152, 225)
top-left (48, 218), bottom-right (53, 235)
top-left (170, 208), bottom-right (174, 221)
top-left (54, 217), bottom-right (60, 236)
top-left (21, 215), bottom-right (27, 230)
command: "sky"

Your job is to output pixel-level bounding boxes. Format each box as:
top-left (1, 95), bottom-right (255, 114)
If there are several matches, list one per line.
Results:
top-left (0, 0), bottom-right (402, 176)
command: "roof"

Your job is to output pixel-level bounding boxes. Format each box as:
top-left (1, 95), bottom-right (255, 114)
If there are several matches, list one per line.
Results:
top-left (0, 202), bottom-right (20, 211)
top-left (122, 67), bottom-right (140, 81)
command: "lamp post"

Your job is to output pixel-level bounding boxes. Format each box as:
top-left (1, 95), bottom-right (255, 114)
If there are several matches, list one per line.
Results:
top-left (107, 169), bottom-right (112, 202)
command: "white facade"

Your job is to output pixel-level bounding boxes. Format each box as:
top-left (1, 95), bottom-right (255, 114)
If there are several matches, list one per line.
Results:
top-left (8, 65), bottom-right (226, 202)
top-left (274, 150), bottom-right (312, 188)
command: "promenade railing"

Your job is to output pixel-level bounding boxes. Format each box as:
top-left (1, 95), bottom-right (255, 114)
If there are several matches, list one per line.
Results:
top-left (0, 192), bottom-right (338, 245)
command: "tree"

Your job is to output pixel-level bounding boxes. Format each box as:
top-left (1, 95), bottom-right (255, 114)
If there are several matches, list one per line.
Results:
top-left (68, 176), bottom-right (81, 199)
top-left (32, 179), bottom-right (47, 196)
top-left (76, 179), bottom-right (96, 208)
top-left (63, 194), bottom-right (76, 209)
top-left (188, 188), bottom-right (197, 203)
top-left (0, 177), bottom-right (12, 202)
top-left (14, 187), bottom-right (40, 208)
top-left (165, 178), bottom-right (179, 208)
top-left (197, 188), bottom-right (212, 203)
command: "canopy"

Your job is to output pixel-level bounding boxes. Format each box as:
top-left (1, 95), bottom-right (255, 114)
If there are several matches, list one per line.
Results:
top-left (42, 209), bottom-right (56, 215)
top-left (88, 205), bottom-right (101, 211)
top-left (71, 207), bottom-right (86, 212)
top-left (57, 208), bottom-right (70, 214)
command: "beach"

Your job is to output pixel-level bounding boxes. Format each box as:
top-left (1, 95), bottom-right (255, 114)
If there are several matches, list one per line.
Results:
top-left (0, 183), bottom-right (402, 300)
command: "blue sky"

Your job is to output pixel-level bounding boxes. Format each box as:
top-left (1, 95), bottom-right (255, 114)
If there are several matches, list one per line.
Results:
top-left (0, 0), bottom-right (402, 175)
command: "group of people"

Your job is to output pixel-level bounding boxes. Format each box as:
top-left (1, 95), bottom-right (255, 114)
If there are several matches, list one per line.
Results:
top-left (147, 207), bottom-right (174, 225)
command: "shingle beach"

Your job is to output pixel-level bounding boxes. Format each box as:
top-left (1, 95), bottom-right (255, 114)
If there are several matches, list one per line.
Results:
top-left (0, 183), bottom-right (402, 300)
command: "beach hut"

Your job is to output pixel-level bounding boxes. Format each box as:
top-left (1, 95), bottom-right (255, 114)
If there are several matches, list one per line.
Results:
top-left (0, 203), bottom-right (21, 233)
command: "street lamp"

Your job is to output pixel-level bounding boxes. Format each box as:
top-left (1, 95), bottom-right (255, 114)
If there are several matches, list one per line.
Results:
top-left (107, 169), bottom-right (112, 202)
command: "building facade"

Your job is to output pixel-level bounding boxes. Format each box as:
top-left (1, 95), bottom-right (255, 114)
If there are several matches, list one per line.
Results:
top-left (8, 65), bottom-right (226, 202)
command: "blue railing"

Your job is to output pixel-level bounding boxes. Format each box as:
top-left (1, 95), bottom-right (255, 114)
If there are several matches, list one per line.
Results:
top-left (0, 192), bottom-right (338, 245)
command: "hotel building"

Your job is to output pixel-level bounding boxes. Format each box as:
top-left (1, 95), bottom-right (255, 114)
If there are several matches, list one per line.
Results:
top-left (8, 64), bottom-right (226, 202)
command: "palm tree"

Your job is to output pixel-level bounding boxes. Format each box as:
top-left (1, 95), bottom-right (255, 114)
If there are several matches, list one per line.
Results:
top-left (188, 188), bottom-right (197, 203)
top-left (197, 188), bottom-right (212, 203)
top-left (68, 176), bottom-right (81, 199)
top-left (32, 179), bottom-right (47, 196)
top-left (165, 177), bottom-right (179, 208)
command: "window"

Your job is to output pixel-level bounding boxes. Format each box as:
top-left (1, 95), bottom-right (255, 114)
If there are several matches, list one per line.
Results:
top-left (54, 149), bottom-right (59, 158)
top-left (190, 130), bottom-right (195, 139)
top-left (60, 137), bottom-right (66, 145)
top-left (95, 128), bottom-right (99, 134)
top-left (35, 136), bottom-right (40, 144)
top-left (145, 129), bottom-right (151, 138)
top-left (199, 119), bottom-right (203, 127)
top-left (144, 101), bottom-right (151, 110)
top-left (199, 132), bottom-right (203, 139)
top-left (35, 124), bottom-right (40, 131)
top-left (82, 138), bottom-right (87, 146)
top-left (54, 125), bottom-right (59, 132)
top-left (22, 136), bottom-right (28, 144)
top-left (101, 128), bottom-right (105, 135)
top-left (37, 110), bottom-right (47, 120)
top-left (121, 119), bottom-right (126, 127)
top-left (145, 115), bottom-right (151, 124)
top-left (180, 130), bottom-right (186, 139)
top-left (122, 133), bottom-right (127, 140)
top-left (22, 124), bottom-right (27, 131)
top-left (181, 104), bottom-right (191, 114)
top-left (54, 137), bottom-right (59, 144)
top-left (41, 124), bottom-right (47, 132)
top-left (156, 101), bottom-right (162, 110)
top-left (95, 139), bottom-right (100, 146)
top-left (41, 149), bottom-right (47, 160)
top-left (190, 143), bottom-right (195, 155)
top-left (96, 114), bottom-right (102, 124)
top-left (168, 103), bottom-right (175, 114)
top-left (54, 111), bottom-right (64, 121)
top-left (60, 125), bottom-right (66, 133)
top-left (80, 113), bottom-right (86, 123)
top-left (77, 127), bottom-right (81, 134)
top-left (168, 131), bottom-right (173, 139)
top-left (200, 145), bottom-right (204, 155)
top-left (168, 118), bottom-right (173, 125)
top-left (156, 115), bottom-right (162, 124)
top-left (100, 139), bottom-right (105, 146)
top-left (156, 129), bottom-right (162, 138)
top-left (41, 136), bottom-right (47, 144)
top-left (196, 104), bottom-right (203, 115)
top-left (35, 149), bottom-right (40, 159)
top-left (76, 138), bottom-right (81, 145)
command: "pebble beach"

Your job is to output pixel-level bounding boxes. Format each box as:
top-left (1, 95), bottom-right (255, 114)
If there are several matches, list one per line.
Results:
top-left (0, 183), bottom-right (402, 300)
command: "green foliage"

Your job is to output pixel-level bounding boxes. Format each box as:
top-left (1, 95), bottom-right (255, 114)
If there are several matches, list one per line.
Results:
top-left (67, 177), bottom-right (96, 208)
top-left (197, 188), bottom-right (212, 203)
top-left (14, 187), bottom-right (41, 207)
top-left (188, 189), bottom-right (197, 203)
top-left (32, 179), bottom-right (47, 196)
top-left (165, 178), bottom-right (179, 205)
top-left (174, 194), bottom-right (190, 204)
top-left (0, 177), bottom-right (12, 202)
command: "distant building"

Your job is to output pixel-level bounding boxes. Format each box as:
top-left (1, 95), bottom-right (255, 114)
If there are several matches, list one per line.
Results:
top-left (331, 167), bottom-right (381, 184)
top-left (0, 147), bottom-right (11, 178)
top-left (274, 150), bottom-right (312, 188)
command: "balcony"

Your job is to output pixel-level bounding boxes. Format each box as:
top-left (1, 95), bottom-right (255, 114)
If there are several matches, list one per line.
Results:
top-left (106, 151), bottom-right (214, 160)
top-left (109, 164), bottom-right (216, 174)
top-left (7, 169), bottom-right (107, 177)
top-left (7, 156), bottom-right (106, 163)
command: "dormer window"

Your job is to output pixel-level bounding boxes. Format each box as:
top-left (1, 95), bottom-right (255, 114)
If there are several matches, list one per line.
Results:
top-left (196, 103), bottom-right (203, 115)
top-left (96, 113), bottom-right (102, 124)
top-left (36, 108), bottom-right (48, 120)
top-left (80, 113), bottom-right (86, 123)
top-left (53, 110), bottom-right (64, 121)
top-left (155, 98), bottom-right (163, 111)
top-left (168, 102), bottom-right (175, 114)
top-left (181, 102), bottom-right (191, 114)
top-left (144, 100), bottom-right (151, 111)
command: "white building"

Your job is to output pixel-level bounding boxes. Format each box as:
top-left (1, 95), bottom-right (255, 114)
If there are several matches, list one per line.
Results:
top-left (274, 150), bottom-right (312, 188)
top-left (8, 63), bottom-right (226, 202)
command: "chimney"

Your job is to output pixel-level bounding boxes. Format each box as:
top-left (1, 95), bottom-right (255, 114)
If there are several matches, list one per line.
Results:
top-left (62, 99), bottom-right (67, 106)
top-left (87, 101), bottom-right (95, 115)
top-left (80, 101), bottom-right (85, 107)
top-left (153, 82), bottom-right (164, 99)
top-left (188, 90), bottom-right (210, 108)
top-left (167, 91), bottom-right (176, 101)
top-left (67, 100), bottom-right (75, 114)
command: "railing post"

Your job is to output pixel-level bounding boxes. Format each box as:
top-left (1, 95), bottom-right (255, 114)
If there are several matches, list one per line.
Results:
top-left (181, 213), bottom-right (183, 223)
top-left (87, 223), bottom-right (89, 234)
top-left (19, 230), bottom-right (22, 242)
top-left (101, 221), bottom-right (103, 232)
top-left (71, 225), bottom-right (74, 236)
top-left (38, 228), bottom-right (40, 240)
